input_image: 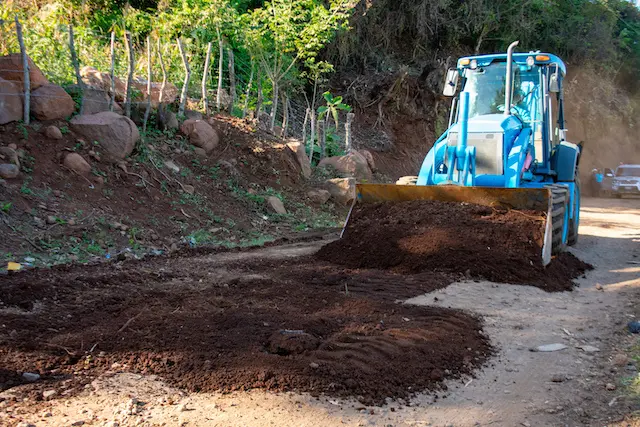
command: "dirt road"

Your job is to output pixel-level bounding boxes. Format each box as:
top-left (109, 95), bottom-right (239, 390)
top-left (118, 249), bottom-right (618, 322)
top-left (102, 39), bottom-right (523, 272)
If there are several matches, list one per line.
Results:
top-left (1, 197), bottom-right (639, 426)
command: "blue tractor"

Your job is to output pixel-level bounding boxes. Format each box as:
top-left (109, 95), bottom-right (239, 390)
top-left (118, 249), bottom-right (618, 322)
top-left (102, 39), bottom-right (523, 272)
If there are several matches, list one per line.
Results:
top-left (348, 42), bottom-right (581, 265)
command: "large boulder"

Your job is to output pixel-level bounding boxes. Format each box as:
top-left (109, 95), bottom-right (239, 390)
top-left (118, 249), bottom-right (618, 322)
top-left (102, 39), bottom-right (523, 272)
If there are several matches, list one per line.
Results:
top-left (358, 149), bottom-right (376, 172)
top-left (0, 164), bottom-right (19, 179)
top-left (324, 178), bottom-right (356, 205)
top-left (0, 77), bottom-right (23, 125)
top-left (180, 119), bottom-right (219, 153)
top-left (286, 140), bottom-right (311, 179)
top-left (80, 66), bottom-right (132, 102)
top-left (0, 54), bottom-right (49, 92)
top-left (266, 196), bottom-right (287, 214)
top-left (307, 189), bottom-right (331, 205)
top-left (318, 151), bottom-right (373, 180)
top-left (30, 84), bottom-right (76, 120)
top-left (70, 112), bottom-right (139, 160)
top-left (134, 78), bottom-right (178, 107)
top-left (82, 87), bottom-right (114, 115)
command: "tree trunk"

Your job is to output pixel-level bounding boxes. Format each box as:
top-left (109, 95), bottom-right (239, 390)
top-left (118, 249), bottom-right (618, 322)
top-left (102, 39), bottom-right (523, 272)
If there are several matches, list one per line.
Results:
top-left (319, 120), bottom-right (326, 160)
top-left (109, 32), bottom-right (116, 112)
top-left (202, 42), bottom-right (212, 116)
top-left (242, 61), bottom-right (254, 119)
top-left (68, 25), bottom-right (84, 115)
top-left (124, 32), bottom-right (135, 119)
top-left (227, 47), bottom-right (235, 114)
top-left (143, 36), bottom-right (152, 135)
top-left (14, 17), bottom-right (29, 124)
top-left (177, 37), bottom-right (190, 117)
top-left (270, 80), bottom-right (278, 132)
top-left (302, 107), bottom-right (309, 145)
top-left (216, 27), bottom-right (224, 111)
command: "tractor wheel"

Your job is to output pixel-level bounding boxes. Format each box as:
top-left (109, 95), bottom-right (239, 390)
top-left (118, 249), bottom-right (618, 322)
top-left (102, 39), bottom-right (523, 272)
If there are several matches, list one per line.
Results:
top-left (546, 184), bottom-right (569, 254)
top-left (567, 176), bottom-right (581, 246)
top-left (396, 176), bottom-right (418, 185)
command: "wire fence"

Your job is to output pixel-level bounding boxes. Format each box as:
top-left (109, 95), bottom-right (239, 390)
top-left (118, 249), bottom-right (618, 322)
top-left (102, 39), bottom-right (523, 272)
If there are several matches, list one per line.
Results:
top-left (2, 18), bottom-right (392, 159)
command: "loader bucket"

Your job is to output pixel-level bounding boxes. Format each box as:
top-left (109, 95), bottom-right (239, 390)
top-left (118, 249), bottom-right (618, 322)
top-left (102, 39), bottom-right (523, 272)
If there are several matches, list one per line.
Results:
top-left (343, 184), bottom-right (554, 266)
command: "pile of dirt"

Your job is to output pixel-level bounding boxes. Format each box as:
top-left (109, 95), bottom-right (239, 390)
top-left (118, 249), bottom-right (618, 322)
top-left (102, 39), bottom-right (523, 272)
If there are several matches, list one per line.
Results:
top-left (317, 200), bottom-right (592, 291)
top-left (0, 246), bottom-right (491, 406)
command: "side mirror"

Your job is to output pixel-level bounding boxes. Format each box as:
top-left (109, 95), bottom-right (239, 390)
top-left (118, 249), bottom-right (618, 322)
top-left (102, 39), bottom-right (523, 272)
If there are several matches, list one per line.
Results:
top-left (443, 68), bottom-right (459, 96)
top-left (549, 65), bottom-right (560, 93)
top-left (606, 173), bottom-right (614, 177)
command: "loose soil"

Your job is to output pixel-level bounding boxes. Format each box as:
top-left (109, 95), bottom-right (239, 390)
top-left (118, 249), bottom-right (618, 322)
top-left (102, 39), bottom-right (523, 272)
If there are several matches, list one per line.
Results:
top-left (317, 200), bottom-right (592, 291)
top-left (0, 242), bottom-right (491, 406)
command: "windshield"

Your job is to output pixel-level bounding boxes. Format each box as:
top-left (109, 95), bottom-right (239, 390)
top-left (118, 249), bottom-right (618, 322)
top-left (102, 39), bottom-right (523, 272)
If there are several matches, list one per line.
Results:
top-left (463, 63), bottom-right (542, 126)
top-left (616, 167), bottom-right (640, 177)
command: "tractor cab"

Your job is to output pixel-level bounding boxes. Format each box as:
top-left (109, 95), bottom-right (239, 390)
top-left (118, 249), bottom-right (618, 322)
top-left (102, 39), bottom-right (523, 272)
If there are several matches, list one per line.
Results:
top-left (418, 45), bottom-right (576, 188)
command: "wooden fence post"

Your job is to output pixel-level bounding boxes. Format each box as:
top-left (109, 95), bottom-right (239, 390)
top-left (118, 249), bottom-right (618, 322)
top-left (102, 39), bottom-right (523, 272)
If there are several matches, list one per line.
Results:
top-left (123, 32), bottom-right (134, 118)
top-left (177, 38), bottom-right (190, 117)
top-left (14, 17), bottom-right (29, 125)
top-left (202, 42), bottom-right (212, 116)
top-left (345, 112), bottom-right (354, 153)
top-left (227, 47), bottom-right (235, 113)
top-left (216, 26), bottom-right (223, 111)
top-left (157, 38), bottom-right (167, 104)
top-left (143, 36), bottom-right (152, 134)
top-left (281, 94), bottom-right (288, 138)
top-left (242, 60), bottom-right (254, 118)
top-left (109, 31), bottom-right (116, 112)
top-left (270, 81), bottom-right (278, 132)
top-left (309, 109), bottom-right (316, 166)
top-left (68, 25), bottom-right (84, 115)
top-left (302, 107), bottom-right (309, 145)
top-left (319, 119), bottom-right (326, 160)
top-left (254, 67), bottom-right (263, 118)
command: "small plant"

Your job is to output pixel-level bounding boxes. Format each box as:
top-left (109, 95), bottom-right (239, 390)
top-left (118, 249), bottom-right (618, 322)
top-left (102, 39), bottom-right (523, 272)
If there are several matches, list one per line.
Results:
top-left (20, 177), bottom-right (35, 196)
top-left (60, 126), bottom-right (69, 135)
top-left (17, 121), bottom-right (28, 139)
top-left (1, 201), bottom-right (12, 213)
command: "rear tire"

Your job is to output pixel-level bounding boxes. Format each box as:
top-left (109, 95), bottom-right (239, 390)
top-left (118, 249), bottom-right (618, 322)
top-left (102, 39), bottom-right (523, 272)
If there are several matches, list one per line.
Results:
top-left (396, 176), bottom-right (418, 185)
top-left (567, 176), bottom-right (580, 246)
top-left (546, 184), bottom-right (569, 254)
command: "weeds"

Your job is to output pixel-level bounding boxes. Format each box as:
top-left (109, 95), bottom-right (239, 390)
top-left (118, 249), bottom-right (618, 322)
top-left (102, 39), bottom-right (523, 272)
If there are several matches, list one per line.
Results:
top-left (1, 201), bottom-right (11, 213)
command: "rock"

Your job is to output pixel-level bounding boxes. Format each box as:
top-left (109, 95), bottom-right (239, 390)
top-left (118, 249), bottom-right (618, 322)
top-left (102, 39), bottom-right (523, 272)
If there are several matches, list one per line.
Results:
top-left (164, 160), bottom-right (180, 173)
top-left (16, 423), bottom-right (36, 427)
top-left (267, 196), bottom-right (287, 214)
top-left (44, 125), bottom-right (63, 140)
top-left (193, 147), bottom-right (207, 157)
top-left (0, 146), bottom-right (20, 168)
top-left (612, 354), bottom-right (629, 366)
top-left (286, 140), bottom-right (311, 178)
top-left (267, 330), bottom-right (319, 355)
top-left (577, 345), bottom-right (600, 353)
top-left (324, 177), bottom-right (356, 205)
top-left (530, 343), bottom-right (568, 352)
top-left (165, 111), bottom-right (179, 130)
top-left (307, 189), bottom-right (331, 205)
top-left (358, 149), bottom-right (376, 172)
top-left (218, 160), bottom-right (240, 177)
top-left (0, 77), bottom-right (23, 125)
top-left (430, 369), bottom-right (444, 381)
top-left (628, 321), bottom-right (640, 334)
top-left (0, 163), bottom-right (19, 179)
top-left (185, 110), bottom-right (203, 121)
top-left (132, 78), bottom-right (179, 108)
top-left (180, 119), bottom-right (219, 153)
top-left (318, 151), bottom-right (373, 180)
top-left (46, 215), bottom-right (57, 225)
top-left (595, 283), bottom-right (603, 291)
top-left (42, 389), bottom-right (57, 399)
top-left (309, 362), bottom-right (320, 369)
top-left (81, 66), bottom-right (134, 103)
top-left (70, 112), bottom-right (139, 160)
top-left (71, 421), bottom-right (85, 426)
top-left (606, 383), bottom-right (617, 391)
top-left (63, 153), bottom-right (92, 176)
top-left (183, 184), bottom-right (195, 195)
top-left (0, 54), bottom-right (49, 92)
top-left (81, 87), bottom-right (122, 115)
top-left (30, 84), bottom-right (76, 120)
top-left (550, 373), bottom-right (567, 382)
top-left (8, 143), bottom-right (17, 150)
top-left (22, 372), bottom-right (40, 382)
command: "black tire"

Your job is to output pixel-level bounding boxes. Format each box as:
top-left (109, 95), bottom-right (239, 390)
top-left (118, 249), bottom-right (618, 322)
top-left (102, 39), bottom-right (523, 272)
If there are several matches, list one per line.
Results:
top-left (567, 176), bottom-right (580, 246)
top-left (546, 184), bottom-right (569, 254)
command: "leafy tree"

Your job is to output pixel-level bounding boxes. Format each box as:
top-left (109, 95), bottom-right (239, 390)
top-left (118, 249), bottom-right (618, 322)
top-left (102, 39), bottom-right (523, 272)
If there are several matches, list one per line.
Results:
top-left (318, 91), bottom-right (351, 128)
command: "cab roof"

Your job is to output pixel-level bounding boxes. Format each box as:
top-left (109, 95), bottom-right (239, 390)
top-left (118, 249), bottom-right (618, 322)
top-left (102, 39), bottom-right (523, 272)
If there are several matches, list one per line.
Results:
top-left (458, 52), bottom-right (567, 76)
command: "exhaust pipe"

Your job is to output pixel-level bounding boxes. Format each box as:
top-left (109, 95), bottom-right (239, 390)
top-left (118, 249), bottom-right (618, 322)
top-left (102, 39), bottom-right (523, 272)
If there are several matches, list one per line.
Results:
top-left (504, 40), bottom-right (520, 116)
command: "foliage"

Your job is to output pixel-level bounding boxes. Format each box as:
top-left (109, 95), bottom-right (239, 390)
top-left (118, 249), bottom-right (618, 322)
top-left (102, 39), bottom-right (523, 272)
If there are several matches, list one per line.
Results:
top-left (317, 91), bottom-right (351, 127)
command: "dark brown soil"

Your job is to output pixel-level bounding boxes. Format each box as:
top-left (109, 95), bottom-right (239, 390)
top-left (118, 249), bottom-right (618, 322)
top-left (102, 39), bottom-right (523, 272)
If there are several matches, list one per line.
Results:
top-left (0, 243), bottom-right (491, 406)
top-left (317, 200), bottom-right (592, 292)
